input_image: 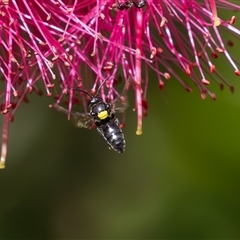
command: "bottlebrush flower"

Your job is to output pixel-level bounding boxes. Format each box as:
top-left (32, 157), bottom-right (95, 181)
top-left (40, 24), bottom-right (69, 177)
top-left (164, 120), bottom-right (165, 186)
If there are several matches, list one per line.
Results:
top-left (0, 0), bottom-right (240, 168)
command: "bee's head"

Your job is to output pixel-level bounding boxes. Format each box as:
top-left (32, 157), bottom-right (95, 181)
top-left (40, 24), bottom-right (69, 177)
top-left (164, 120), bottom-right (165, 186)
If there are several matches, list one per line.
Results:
top-left (88, 97), bottom-right (102, 107)
top-left (89, 99), bottom-right (110, 120)
top-left (72, 76), bottom-right (110, 113)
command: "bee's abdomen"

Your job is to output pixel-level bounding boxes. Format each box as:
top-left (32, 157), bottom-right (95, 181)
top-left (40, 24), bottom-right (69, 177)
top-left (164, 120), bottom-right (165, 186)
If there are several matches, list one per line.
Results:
top-left (101, 122), bottom-right (125, 153)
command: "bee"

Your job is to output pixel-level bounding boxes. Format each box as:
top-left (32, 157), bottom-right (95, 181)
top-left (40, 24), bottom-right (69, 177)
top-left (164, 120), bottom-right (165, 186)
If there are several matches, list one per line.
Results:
top-left (132, 0), bottom-right (146, 8)
top-left (112, 0), bottom-right (146, 10)
top-left (52, 77), bottom-right (129, 153)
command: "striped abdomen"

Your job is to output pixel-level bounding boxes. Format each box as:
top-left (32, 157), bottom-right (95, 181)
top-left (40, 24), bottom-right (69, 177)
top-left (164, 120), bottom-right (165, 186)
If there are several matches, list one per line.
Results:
top-left (98, 120), bottom-right (125, 153)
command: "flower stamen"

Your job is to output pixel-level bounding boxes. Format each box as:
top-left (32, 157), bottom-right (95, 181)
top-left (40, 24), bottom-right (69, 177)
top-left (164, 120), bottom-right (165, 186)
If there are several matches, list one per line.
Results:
top-left (0, 114), bottom-right (10, 169)
top-left (208, 0), bottom-right (220, 26)
top-left (135, 10), bottom-right (143, 135)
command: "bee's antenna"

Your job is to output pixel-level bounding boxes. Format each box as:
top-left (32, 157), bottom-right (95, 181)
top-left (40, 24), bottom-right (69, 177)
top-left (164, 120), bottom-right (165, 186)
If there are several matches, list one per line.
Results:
top-left (95, 76), bottom-right (110, 96)
top-left (72, 76), bottom-right (110, 97)
top-left (72, 88), bottom-right (93, 99)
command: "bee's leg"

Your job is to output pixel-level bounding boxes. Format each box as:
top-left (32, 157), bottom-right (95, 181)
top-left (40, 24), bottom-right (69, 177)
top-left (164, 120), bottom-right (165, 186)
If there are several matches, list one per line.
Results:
top-left (121, 76), bottom-right (131, 97)
top-left (94, 119), bottom-right (102, 127)
top-left (109, 112), bottom-right (115, 120)
top-left (114, 118), bottom-right (120, 126)
top-left (50, 103), bottom-right (69, 114)
top-left (96, 127), bottom-right (104, 137)
top-left (96, 127), bottom-right (113, 150)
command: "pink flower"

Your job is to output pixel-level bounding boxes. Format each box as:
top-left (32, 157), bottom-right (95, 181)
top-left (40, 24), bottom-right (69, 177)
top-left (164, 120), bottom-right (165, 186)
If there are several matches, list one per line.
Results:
top-left (0, 0), bottom-right (240, 168)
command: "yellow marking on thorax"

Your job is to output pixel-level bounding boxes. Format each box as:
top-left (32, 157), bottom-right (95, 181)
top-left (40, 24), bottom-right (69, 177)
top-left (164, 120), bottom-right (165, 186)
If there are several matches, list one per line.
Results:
top-left (98, 110), bottom-right (108, 120)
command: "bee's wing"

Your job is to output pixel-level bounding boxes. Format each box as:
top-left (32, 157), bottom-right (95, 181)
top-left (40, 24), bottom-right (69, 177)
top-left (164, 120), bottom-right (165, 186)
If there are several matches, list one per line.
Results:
top-left (71, 112), bottom-right (94, 128)
top-left (52, 103), bottom-right (94, 129)
top-left (112, 95), bottom-right (129, 113)
top-left (112, 79), bottom-right (130, 113)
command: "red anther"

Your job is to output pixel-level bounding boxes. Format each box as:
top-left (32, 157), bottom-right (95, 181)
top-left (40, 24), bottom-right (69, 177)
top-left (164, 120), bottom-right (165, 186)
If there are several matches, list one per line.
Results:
top-left (113, 76), bottom-right (122, 85)
top-left (185, 65), bottom-right (191, 76)
top-left (23, 96), bottom-right (29, 103)
top-left (164, 73), bottom-right (170, 79)
top-left (227, 40), bottom-right (234, 47)
top-left (2, 109), bottom-right (8, 114)
top-left (54, 94), bottom-right (60, 100)
top-left (58, 37), bottom-right (64, 42)
top-left (36, 89), bottom-right (43, 96)
top-left (159, 81), bottom-right (164, 89)
top-left (28, 86), bottom-right (33, 94)
top-left (120, 95), bottom-right (127, 102)
top-left (234, 70), bottom-right (240, 76)
top-left (216, 47), bottom-right (224, 53)
top-left (26, 51), bottom-right (31, 58)
top-left (64, 61), bottom-right (70, 67)
top-left (52, 55), bottom-right (59, 61)
top-left (77, 83), bottom-right (83, 88)
top-left (62, 88), bottom-right (68, 94)
top-left (103, 67), bottom-right (113, 71)
top-left (230, 85), bottom-right (235, 93)
top-left (90, 89), bottom-right (96, 95)
top-left (197, 52), bottom-right (202, 58)
top-left (47, 92), bottom-right (52, 97)
top-left (150, 47), bottom-right (157, 59)
top-left (230, 16), bottom-right (236, 25)
top-left (201, 92), bottom-right (206, 99)
top-left (105, 96), bottom-right (110, 103)
top-left (72, 97), bottom-right (80, 105)
top-left (6, 103), bottom-right (12, 109)
top-left (160, 18), bottom-right (167, 27)
top-left (202, 79), bottom-right (210, 85)
top-left (211, 52), bottom-right (218, 58)
top-left (0, 104), bottom-right (4, 112)
top-left (119, 123), bottom-right (126, 128)
top-left (10, 102), bottom-right (16, 109)
top-left (13, 91), bottom-right (18, 97)
top-left (219, 83), bottom-right (224, 91)
top-left (47, 83), bottom-right (54, 88)
top-left (18, 65), bottom-right (24, 70)
top-left (103, 61), bottom-right (114, 71)
top-left (210, 93), bottom-right (217, 100)
top-left (142, 99), bottom-right (148, 117)
top-left (210, 65), bottom-right (215, 73)
top-left (9, 114), bottom-right (14, 122)
top-left (185, 86), bottom-right (193, 92)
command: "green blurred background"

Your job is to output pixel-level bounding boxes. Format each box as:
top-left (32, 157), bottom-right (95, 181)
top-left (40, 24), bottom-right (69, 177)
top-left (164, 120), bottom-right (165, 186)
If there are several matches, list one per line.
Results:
top-left (1, 11), bottom-right (240, 240)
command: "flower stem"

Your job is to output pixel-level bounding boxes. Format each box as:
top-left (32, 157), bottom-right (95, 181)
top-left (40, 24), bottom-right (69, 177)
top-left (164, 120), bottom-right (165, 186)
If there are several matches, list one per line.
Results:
top-left (135, 10), bottom-right (143, 135)
top-left (0, 114), bottom-right (9, 169)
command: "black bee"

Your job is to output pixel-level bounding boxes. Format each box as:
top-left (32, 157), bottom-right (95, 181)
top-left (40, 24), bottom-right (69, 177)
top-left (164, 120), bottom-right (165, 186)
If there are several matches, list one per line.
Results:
top-left (52, 77), bottom-right (129, 153)
top-left (132, 0), bottom-right (146, 8)
top-left (113, 0), bottom-right (146, 10)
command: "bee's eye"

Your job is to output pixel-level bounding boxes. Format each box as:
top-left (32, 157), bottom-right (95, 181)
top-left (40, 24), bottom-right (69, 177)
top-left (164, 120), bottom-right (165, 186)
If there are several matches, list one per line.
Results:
top-left (91, 111), bottom-right (97, 116)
